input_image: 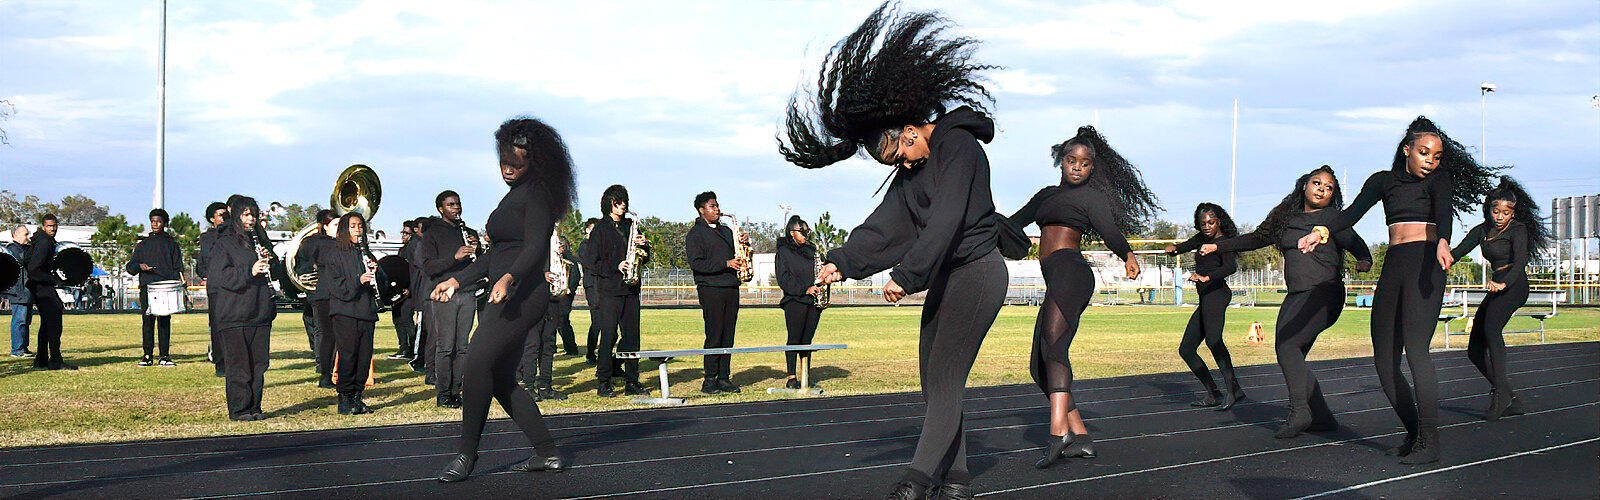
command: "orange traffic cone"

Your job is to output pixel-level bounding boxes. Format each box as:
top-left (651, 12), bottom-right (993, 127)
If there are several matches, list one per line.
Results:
top-left (1245, 322), bottom-right (1265, 345)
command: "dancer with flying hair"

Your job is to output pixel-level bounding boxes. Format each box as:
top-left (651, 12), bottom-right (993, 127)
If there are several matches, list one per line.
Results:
top-left (779, 2), bottom-right (1011, 497)
top-left (1299, 116), bottom-right (1503, 464)
top-left (1449, 175), bottom-right (1549, 421)
top-left (1009, 125), bottom-right (1159, 469)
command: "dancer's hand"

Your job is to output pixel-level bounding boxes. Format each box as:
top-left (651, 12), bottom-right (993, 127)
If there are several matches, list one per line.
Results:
top-left (1297, 232), bottom-right (1322, 253)
top-left (1164, 244), bottom-right (1178, 255)
top-left (1486, 280), bottom-right (1506, 292)
top-left (1355, 261), bottom-right (1372, 273)
top-left (431, 278), bottom-right (459, 302)
top-left (1187, 272), bottom-right (1209, 283)
top-left (1198, 243), bottom-right (1217, 256)
top-left (816, 262), bottom-right (842, 286)
top-left (1436, 239), bottom-right (1454, 270)
top-left (489, 274), bottom-right (513, 304)
top-left (1124, 253), bottom-right (1141, 280)
top-left (883, 279), bottom-right (906, 303)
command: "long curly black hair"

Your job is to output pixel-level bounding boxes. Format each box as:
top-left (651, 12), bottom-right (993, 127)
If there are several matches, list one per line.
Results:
top-left (1053, 125), bottom-right (1160, 237)
top-left (1390, 116), bottom-right (1503, 216)
top-left (495, 116), bottom-right (577, 222)
top-left (778, 1), bottom-right (996, 169)
top-left (1484, 175), bottom-right (1552, 253)
top-left (1255, 165), bottom-right (1345, 241)
top-left (1192, 202), bottom-right (1239, 239)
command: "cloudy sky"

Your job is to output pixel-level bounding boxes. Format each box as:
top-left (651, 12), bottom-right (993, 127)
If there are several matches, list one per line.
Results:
top-left (2, 0), bottom-right (1597, 244)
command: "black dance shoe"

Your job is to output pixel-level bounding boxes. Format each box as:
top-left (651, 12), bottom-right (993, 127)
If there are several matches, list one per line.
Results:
top-left (1385, 432), bottom-right (1417, 457)
top-left (623, 382), bottom-right (651, 396)
top-left (437, 453), bottom-right (477, 482)
top-left (1398, 429), bottom-right (1439, 465)
top-left (510, 455), bottom-right (565, 473)
top-left (701, 379), bottom-right (722, 395)
top-left (1215, 386), bottom-right (1245, 411)
top-left (1034, 434), bottom-right (1074, 469)
top-left (1190, 390), bottom-right (1222, 408)
top-left (929, 482), bottom-right (972, 500)
top-left (1484, 390), bottom-right (1516, 421)
top-left (885, 480), bottom-right (930, 500)
top-left (1275, 406), bottom-right (1313, 439)
top-left (716, 378), bottom-right (741, 393)
top-left (1062, 433), bottom-right (1097, 458)
top-left (597, 384), bottom-right (618, 398)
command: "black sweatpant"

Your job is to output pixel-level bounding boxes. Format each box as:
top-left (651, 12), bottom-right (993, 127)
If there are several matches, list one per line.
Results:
top-left (1468, 277), bottom-right (1526, 400)
top-left (331, 315), bottom-right (375, 395)
top-left (594, 292), bottom-right (641, 384)
top-left (553, 294), bottom-right (578, 354)
top-left (781, 300), bottom-right (821, 376)
top-left (28, 285), bottom-right (63, 366)
top-left (392, 300), bottom-right (416, 357)
top-left (312, 299), bottom-right (335, 383)
top-left (518, 298), bottom-right (565, 388)
top-left (208, 305), bottom-right (224, 371)
top-left (301, 302), bottom-right (319, 355)
top-left (139, 287), bottom-right (172, 358)
top-left (458, 284), bottom-right (558, 458)
top-left (1276, 282), bottom-right (1345, 421)
top-left (585, 306), bottom-right (601, 359)
top-left (433, 292), bottom-right (476, 397)
top-left (1178, 281), bottom-right (1236, 394)
top-left (1371, 241), bottom-right (1446, 435)
top-left (905, 250), bottom-right (1006, 487)
top-left (697, 285), bottom-right (739, 381)
top-left (221, 325), bottom-right (270, 418)
top-left (1031, 249), bottom-right (1094, 410)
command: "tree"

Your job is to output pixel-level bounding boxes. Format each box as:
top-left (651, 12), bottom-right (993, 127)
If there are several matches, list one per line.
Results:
top-left (0, 191), bottom-right (109, 226)
top-left (1233, 223), bottom-right (1283, 272)
top-left (557, 208), bottom-right (587, 251)
top-left (741, 220), bottom-right (781, 254)
top-left (812, 211), bottom-right (849, 251)
top-left (1141, 219), bottom-right (1192, 240)
top-left (266, 203), bottom-right (322, 232)
top-left (89, 214), bottom-right (143, 274)
top-left (638, 216), bottom-right (690, 270)
top-left (168, 212), bottom-right (201, 278)
top-left (0, 191), bottom-right (44, 225)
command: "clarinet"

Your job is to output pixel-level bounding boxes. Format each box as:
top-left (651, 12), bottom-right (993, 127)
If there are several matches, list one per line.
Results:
top-left (457, 220), bottom-right (480, 261)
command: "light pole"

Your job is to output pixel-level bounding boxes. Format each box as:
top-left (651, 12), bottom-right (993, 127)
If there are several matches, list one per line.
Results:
top-left (1480, 82), bottom-right (1496, 165)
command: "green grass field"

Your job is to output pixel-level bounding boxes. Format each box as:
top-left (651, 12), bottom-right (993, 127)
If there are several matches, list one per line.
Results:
top-left (1, 304), bottom-right (1594, 448)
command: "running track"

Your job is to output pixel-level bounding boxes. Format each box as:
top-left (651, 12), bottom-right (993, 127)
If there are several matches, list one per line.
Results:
top-left (1, 342), bottom-right (1594, 499)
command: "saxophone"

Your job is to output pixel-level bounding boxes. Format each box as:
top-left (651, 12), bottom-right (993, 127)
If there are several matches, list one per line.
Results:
top-left (549, 229), bottom-right (569, 296)
top-left (811, 241), bottom-right (831, 309)
top-left (722, 214), bottom-right (754, 283)
top-left (621, 212), bottom-right (646, 286)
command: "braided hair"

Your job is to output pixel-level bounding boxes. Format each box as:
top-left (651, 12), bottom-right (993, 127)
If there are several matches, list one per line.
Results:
top-left (1053, 126), bottom-right (1160, 237)
top-left (778, 1), bottom-right (996, 169)
top-left (1255, 165), bottom-right (1345, 241)
top-left (1484, 175), bottom-right (1552, 253)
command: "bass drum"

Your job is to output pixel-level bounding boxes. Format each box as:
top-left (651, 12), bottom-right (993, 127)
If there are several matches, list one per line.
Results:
top-left (53, 245), bottom-right (94, 287)
top-left (0, 252), bottom-right (19, 291)
top-left (375, 254), bottom-right (411, 307)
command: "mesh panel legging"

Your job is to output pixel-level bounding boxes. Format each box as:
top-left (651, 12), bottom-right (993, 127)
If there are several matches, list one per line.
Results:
top-left (903, 250), bottom-right (1006, 487)
top-left (1276, 282), bottom-right (1345, 419)
top-left (1030, 250), bottom-right (1094, 410)
top-left (1370, 241), bottom-right (1446, 435)
top-left (1467, 277), bottom-right (1526, 399)
top-left (458, 284), bottom-right (559, 458)
top-left (1178, 282), bottom-right (1236, 393)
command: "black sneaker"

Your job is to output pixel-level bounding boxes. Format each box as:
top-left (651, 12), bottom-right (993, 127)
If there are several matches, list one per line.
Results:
top-left (158, 357), bottom-right (177, 367)
top-left (786, 378), bottom-right (802, 390)
top-left (597, 384), bottom-right (618, 398)
top-left (716, 378), bottom-right (741, 393)
top-left (623, 382), bottom-right (651, 396)
top-left (137, 356), bottom-right (154, 367)
top-left (701, 379), bottom-right (722, 395)
top-left (539, 387), bottom-right (569, 401)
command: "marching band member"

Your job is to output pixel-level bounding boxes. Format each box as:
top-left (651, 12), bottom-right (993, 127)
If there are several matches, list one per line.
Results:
top-left (126, 208), bottom-right (183, 367)
top-left (207, 198), bottom-right (278, 421)
top-left (686, 192), bottom-right (747, 394)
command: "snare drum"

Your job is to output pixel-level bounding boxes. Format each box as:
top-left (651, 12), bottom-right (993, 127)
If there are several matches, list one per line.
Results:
top-left (147, 280), bottom-right (185, 316)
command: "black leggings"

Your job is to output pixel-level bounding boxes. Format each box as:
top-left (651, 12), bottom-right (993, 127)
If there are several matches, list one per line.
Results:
top-left (1179, 282), bottom-right (1236, 393)
top-left (595, 292), bottom-right (641, 383)
top-left (1031, 249), bottom-right (1093, 410)
top-left (1468, 277), bottom-right (1526, 398)
top-left (140, 288), bottom-right (172, 358)
top-left (781, 300), bottom-right (821, 375)
top-left (29, 285), bottom-right (63, 365)
top-left (330, 315), bottom-right (375, 395)
top-left (458, 284), bottom-right (558, 458)
top-left (1371, 241), bottom-right (1446, 434)
top-left (1276, 282), bottom-right (1345, 419)
top-left (698, 285), bottom-right (740, 380)
top-left (904, 250), bottom-right (1006, 487)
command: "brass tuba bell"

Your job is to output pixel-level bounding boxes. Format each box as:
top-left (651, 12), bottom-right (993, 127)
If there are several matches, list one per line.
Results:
top-left (284, 164), bottom-right (385, 295)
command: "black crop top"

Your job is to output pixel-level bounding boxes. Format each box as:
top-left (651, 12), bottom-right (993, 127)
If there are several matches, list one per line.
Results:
top-left (1451, 222), bottom-right (1529, 286)
top-left (1216, 208), bottom-right (1372, 292)
top-left (1008, 184), bottom-right (1134, 258)
top-left (1170, 232), bottom-right (1237, 286)
top-left (1329, 169), bottom-right (1454, 242)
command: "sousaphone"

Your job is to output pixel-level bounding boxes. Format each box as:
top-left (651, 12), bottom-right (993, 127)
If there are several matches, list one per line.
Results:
top-left (283, 165), bottom-right (409, 307)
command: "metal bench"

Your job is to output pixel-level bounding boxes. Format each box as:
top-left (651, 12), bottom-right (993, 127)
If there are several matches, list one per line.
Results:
top-left (1438, 289), bottom-right (1565, 349)
top-left (615, 343), bottom-right (848, 405)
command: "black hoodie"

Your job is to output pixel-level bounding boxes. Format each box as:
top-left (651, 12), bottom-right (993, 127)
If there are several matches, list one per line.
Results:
top-left (825, 106), bottom-right (1001, 294)
top-left (25, 228), bottom-right (59, 289)
top-left (685, 217), bottom-right (739, 288)
top-left (419, 216), bottom-right (483, 293)
top-left (206, 226), bottom-right (278, 330)
top-left (127, 231), bottom-right (184, 287)
top-left (321, 243), bottom-right (379, 321)
top-left (776, 238), bottom-right (817, 306)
